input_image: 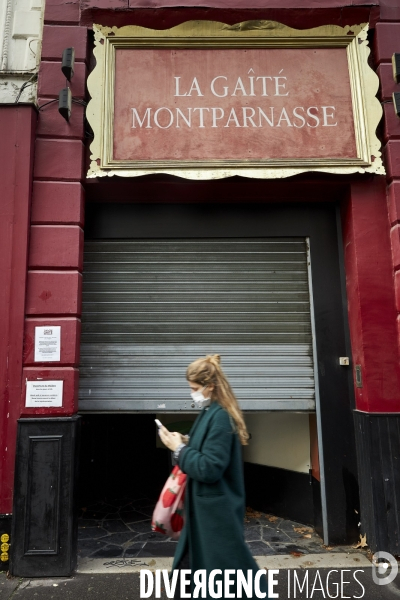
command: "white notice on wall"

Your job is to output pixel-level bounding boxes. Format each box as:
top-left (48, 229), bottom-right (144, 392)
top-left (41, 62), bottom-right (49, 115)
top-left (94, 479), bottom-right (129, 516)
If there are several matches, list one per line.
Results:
top-left (34, 326), bottom-right (61, 362)
top-left (25, 381), bottom-right (63, 408)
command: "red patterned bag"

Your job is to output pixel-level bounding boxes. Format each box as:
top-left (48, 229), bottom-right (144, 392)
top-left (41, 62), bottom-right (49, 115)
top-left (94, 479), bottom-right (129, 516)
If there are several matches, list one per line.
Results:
top-left (151, 465), bottom-right (187, 540)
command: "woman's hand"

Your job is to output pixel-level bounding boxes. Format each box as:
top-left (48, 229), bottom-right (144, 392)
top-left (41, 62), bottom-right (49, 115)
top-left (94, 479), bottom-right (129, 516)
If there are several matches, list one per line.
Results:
top-left (158, 425), bottom-right (183, 451)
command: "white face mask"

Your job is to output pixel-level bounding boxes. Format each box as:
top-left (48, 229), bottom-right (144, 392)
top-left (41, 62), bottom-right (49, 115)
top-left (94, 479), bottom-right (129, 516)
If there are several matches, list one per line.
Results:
top-left (190, 386), bottom-right (211, 408)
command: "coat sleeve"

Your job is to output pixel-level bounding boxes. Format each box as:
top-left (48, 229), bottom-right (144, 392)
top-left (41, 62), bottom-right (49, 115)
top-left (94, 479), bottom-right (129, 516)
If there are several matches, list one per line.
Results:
top-left (179, 409), bottom-right (234, 484)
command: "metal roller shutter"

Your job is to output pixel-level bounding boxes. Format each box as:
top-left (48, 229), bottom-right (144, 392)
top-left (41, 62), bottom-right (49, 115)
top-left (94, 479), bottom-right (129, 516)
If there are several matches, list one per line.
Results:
top-left (79, 238), bottom-right (316, 411)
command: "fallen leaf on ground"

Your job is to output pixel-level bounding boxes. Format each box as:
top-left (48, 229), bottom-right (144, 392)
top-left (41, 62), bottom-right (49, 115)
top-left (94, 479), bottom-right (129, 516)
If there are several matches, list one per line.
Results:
top-left (267, 516), bottom-right (279, 522)
top-left (302, 534), bottom-right (312, 538)
top-left (352, 534), bottom-right (368, 549)
top-left (290, 551), bottom-right (304, 557)
top-left (245, 507), bottom-right (262, 518)
top-left (293, 526), bottom-right (313, 533)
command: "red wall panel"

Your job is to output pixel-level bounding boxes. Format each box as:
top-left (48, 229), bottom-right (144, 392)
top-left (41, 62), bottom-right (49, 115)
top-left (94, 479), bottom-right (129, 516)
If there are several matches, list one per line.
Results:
top-left (31, 181), bottom-right (85, 226)
top-left (388, 181), bottom-right (400, 226)
top-left (28, 225), bottom-right (84, 270)
top-left (24, 318), bottom-right (81, 366)
top-left (390, 223), bottom-right (400, 269)
top-left (0, 106), bottom-right (36, 513)
top-left (44, 0), bottom-right (79, 25)
top-left (374, 23), bottom-right (400, 64)
top-left (382, 103), bottom-right (400, 143)
top-left (41, 25), bottom-right (88, 61)
top-left (377, 64), bottom-right (400, 102)
top-left (36, 99), bottom-right (85, 139)
top-left (34, 139), bottom-right (85, 181)
top-left (395, 271), bottom-right (400, 312)
top-left (21, 367), bottom-right (79, 416)
top-left (384, 140), bottom-right (400, 180)
top-left (38, 61), bottom-right (87, 99)
top-left (380, 0), bottom-right (400, 22)
top-left (26, 271), bottom-right (82, 316)
top-left (342, 180), bottom-right (400, 412)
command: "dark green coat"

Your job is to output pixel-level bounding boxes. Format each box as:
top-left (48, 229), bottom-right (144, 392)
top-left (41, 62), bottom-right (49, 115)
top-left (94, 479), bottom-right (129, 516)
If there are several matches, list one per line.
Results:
top-left (170, 401), bottom-right (269, 599)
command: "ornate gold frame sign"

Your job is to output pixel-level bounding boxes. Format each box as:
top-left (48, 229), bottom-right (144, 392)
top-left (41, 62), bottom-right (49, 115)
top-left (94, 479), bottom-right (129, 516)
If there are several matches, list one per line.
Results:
top-left (87, 21), bottom-right (384, 180)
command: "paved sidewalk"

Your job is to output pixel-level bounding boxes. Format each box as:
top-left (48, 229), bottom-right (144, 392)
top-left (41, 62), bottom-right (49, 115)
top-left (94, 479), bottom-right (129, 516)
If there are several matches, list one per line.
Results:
top-left (1, 558), bottom-right (400, 600)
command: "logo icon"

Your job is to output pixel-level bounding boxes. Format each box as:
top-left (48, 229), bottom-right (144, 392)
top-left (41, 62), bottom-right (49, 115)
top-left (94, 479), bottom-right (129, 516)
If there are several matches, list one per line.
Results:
top-left (372, 551), bottom-right (398, 586)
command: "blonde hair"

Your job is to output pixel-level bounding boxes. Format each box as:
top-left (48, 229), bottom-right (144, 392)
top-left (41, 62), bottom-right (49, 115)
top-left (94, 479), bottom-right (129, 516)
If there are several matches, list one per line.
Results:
top-left (186, 354), bottom-right (249, 446)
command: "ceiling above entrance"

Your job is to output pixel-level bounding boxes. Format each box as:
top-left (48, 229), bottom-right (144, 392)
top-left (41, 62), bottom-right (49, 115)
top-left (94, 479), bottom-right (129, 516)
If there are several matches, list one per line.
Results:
top-left (87, 20), bottom-right (384, 180)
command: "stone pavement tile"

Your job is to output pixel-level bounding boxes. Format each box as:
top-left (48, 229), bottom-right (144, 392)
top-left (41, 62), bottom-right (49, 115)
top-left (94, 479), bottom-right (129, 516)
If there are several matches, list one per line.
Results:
top-left (102, 520), bottom-right (131, 534)
top-left (102, 497), bottom-right (131, 508)
top-left (78, 539), bottom-right (107, 558)
top-left (277, 518), bottom-right (313, 532)
top-left (124, 543), bottom-right (145, 557)
top-left (90, 545), bottom-right (124, 558)
top-left (132, 531), bottom-right (168, 543)
top-left (268, 542), bottom-right (310, 555)
top-left (0, 572), bottom-right (22, 599)
top-left (244, 526), bottom-right (262, 542)
top-left (130, 497), bottom-right (155, 507)
top-left (81, 510), bottom-right (109, 520)
top-left (136, 542), bottom-right (178, 557)
top-left (88, 503), bottom-right (119, 514)
top-left (247, 514), bottom-right (283, 528)
top-left (136, 507), bottom-right (153, 517)
top-left (128, 520), bottom-right (152, 534)
top-left (120, 510), bottom-right (151, 523)
top-left (78, 518), bottom-right (103, 527)
top-left (98, 532), bottom-right (137, 546)
top-left (261, 527), bottom-right (292, 543)
top-left (133, 500), bottom-right (156, 510)
top-left (246, 540), bottom-right (276, 555)
top-left (78, 527), bottom-right (108, 540)
top-left (103, 513), bottom-right (122, 521)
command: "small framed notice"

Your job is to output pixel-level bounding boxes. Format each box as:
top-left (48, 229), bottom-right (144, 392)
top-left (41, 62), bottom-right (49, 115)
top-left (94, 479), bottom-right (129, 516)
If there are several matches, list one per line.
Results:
top-left (25, 381), bottom-right (63, 408)
top-left (34, 326), bottom-right (61, 362)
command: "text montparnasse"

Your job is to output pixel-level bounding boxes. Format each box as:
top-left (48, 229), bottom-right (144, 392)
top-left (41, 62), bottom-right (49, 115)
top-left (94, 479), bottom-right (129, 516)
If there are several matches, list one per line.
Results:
top-left (130, 74), bottom-right (338, 130)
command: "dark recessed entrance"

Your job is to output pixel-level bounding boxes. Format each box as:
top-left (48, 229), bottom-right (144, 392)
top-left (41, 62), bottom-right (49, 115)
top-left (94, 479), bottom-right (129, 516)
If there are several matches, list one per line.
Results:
top-left (78, 200), bottom-right (359, 548)
top-left (76, 413), bottom-right (316, 561)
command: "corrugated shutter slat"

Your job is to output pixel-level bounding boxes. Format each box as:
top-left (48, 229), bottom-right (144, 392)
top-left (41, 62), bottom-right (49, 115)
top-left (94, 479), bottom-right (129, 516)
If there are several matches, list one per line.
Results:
top-left (79, 238), bottom-right (315, 411)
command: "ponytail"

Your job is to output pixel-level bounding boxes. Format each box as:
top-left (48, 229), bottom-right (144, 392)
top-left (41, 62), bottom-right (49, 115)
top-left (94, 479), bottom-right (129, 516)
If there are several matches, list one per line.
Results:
top-left (186, 354), bottom-right (249, 445)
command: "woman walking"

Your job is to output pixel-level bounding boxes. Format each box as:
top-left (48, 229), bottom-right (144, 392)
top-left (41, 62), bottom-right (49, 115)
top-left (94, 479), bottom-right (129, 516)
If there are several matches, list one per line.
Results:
top-left (158, 354), bottom-right (269, 600)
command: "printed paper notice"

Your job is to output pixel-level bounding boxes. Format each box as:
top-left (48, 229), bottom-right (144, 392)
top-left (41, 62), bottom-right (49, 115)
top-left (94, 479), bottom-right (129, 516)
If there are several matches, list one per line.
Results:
top-left (34, 326), bottom-right (61, 362)
top-left (25, 381), bottom-right (63, 408)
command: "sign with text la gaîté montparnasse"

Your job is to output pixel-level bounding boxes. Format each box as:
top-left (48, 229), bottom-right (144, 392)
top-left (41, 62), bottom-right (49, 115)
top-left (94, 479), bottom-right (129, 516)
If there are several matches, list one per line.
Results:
top-left (87, 21), bottom-right (384, 180)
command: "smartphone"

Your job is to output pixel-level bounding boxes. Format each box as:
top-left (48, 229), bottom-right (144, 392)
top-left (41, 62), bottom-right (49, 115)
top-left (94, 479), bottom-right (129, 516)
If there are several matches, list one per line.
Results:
top-left (154, 419), bottom-right (163, 428)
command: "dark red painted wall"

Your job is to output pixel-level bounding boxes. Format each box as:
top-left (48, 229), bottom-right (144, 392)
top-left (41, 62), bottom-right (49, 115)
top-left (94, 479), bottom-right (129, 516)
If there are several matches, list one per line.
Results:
top-left (0, 106), bottom-right (36, 514)
top-left (20, 0), bottom-right (89, 426)
top-left (78, 6), bottom-right (379, 30)
top-left (342, 181), bottom-right (400, 411)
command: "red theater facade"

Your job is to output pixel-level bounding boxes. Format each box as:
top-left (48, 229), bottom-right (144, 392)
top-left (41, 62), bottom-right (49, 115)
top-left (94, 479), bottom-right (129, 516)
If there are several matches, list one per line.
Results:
top-left (1, 0), bottom-right (400, 577)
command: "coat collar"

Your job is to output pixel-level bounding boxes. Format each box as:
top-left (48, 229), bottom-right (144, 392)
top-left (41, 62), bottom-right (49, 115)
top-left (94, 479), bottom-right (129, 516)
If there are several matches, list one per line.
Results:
top-left (189, 401), bottom-right (222, 449)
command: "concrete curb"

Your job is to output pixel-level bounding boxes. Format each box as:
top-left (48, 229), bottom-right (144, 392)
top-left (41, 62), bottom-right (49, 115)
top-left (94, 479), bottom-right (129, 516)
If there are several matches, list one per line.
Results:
top-left (77, 552), bottom-right (372, 574)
